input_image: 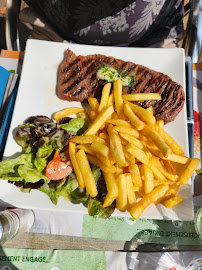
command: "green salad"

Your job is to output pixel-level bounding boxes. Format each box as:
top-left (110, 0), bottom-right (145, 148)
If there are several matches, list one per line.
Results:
top-left (0, 115), bottom-right (115, 219)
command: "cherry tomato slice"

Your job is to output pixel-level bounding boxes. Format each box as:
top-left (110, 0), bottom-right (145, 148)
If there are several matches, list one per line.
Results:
top-left (45, 150), bottom-right (72, 180)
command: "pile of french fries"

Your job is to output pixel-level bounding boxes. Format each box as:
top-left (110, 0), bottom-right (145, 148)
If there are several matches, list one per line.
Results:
top-left (54, 79), bottom-right (200, 220)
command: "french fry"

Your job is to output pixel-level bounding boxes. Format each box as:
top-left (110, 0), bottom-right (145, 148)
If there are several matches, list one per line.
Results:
top-left (119, 133), bottom-right (144, 149)
top-left (90, 141), bottom-right (109, 157)
top-left (113, 125), bottom-right (140, 138)
top-left (120, 137), bottom-right (128, 146)
top-left (103, 172), bottom-right (118, 208)
top-left (137, 189), bottom-right (146, 198)
top-left (107, 125), bottom-right (126, 167)
top-left (132, 186), bottom-right (141, 192)
top-left (143, 139), bottom-right (161, 157)
top-left (87, 154), bottom-right (116, 173)
top-left (53, 107), bottom-right (84, 121)
top-left (89, 110), bottom-right (97, 122)
top-left (69, 142), bottom-right (85, 188)
top-left (116, 174), bottom-right (127, 211)
top-left (70, 135), bottom-right (96, 144)
top-left (149, 156), bottom-right (160, 166)
top-left (163, 153), bottom-right (189, 165)
top-left (163, 131), bottom-right (184, 156)
top-left (78, 111), bottom-right (91, 125)
top-left (128, 164), bottom-right (143, 187)
top-left (126, 143), bottom-right (149, 165)
top-left (115, 165), bottom-right (123, 175)
top-left (154, 179), bottom-right (171, 187)
top-left (156, 160), bottom-right (178, 182)
top-left (85, 105), bottom-right (114, 135)
top-left (156, 119), bottom-right (164, 139)
top-left (123, 93), bottom-right (162, 101)
top-left (88, 97), bottom-right (99, 112)
top-left (99, 132), bottom-right (109, 142)
top-left (125, 173), bottom-right (136, 208)
top-left (98, 83), bottom-right (111, 112)
top-left (95, 137), bottom-right (107, 145)
top-left (111, 112), bottom-right (119, 119)
top-left (147, 106), bottom-right (154, 115)
top-left (77, 144), bottom-right (95, 155)
top-left (150, 165), bottom-right (167, 181)
top-left (85, 108), bottom-right (96, 122)
top-left (163, 195), bottom-right (183, 208)
top-left (103, 195), bottom-right (115, 209)
top-left (130, 184), bottom-right (169, 220)
top-left (76, 149), bottom-right (98, 197)
top-left (65, 80), bottom-right (200, 220)
top-left (160, 182), bottom-right (180, 202)
top-left (107, 91), bottom-right (114, 107)
top-left (143, 126), bottom-right (171, 157)
top-left (177, 158), bottom-right (200, 185)
top-left (135, 192), bottom-right (143, 200)
top-left (113, 79), bottom-right (125, 119)
top-left (95, 154), bottom-right (112, 168)
top-left (168, 182), bottom-right (180, 195)
top-left (162, 160), bottom-right (177, 175)
top-left (123, 102), bottom-right (145, 130)
top-left (106, 119), bottom-right (131, 127)
top-left (143, 146), bottom-right (153, 159)
top-left (123, 146), bottom-right (135, 164)
top-left (141, 164), bottom-right (154, 194)
top-left (127, 101), bottom-right (156, 125)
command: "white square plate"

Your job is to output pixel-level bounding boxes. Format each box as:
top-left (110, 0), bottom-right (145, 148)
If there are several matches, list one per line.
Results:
top-left (0, 39), bottom-right (193, 220)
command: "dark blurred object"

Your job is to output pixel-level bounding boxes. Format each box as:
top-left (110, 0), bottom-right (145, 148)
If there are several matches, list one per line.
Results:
top-left (0, 0), bottom-right (7, 50)
top-left (5, 0), bottom-right (31, 51)
top-left (5, 0), bottom-right (197, 57)
top-left (21, 0), bottom-right (185, 47)
top-left (178, 0), bottom-right (193, 56)
top-left (6, 0), bottom-right (21, 50)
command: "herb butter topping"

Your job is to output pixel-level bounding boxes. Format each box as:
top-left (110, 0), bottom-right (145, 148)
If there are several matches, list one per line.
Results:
top-left (97, 65), bottom-right (135, 86)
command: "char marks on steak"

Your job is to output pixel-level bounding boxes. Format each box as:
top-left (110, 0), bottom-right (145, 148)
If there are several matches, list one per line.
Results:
top-left (58, 49), bottom-right (185, 124)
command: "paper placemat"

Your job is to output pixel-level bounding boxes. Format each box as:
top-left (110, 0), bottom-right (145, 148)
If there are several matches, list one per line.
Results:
top-left (1, 248), bottom-right (202, 270)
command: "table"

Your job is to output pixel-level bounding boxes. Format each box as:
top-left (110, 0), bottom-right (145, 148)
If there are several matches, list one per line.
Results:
top-left (0, 50), bottom-right (201, 270)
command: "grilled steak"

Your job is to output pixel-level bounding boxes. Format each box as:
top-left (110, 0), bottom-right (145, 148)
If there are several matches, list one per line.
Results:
top-left (58, 49), bottom-right (185, 124)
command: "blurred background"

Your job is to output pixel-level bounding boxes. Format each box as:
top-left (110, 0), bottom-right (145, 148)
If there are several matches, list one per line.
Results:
top-left (0, 0), bottom-right (201, 62)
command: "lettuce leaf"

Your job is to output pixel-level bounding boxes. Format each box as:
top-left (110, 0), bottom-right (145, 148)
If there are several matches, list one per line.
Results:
top-left (0, 153), bottom-right (50, 184)
top-left (56, 173), bottom-right (79, 198)
top-left (60, 118), bottom-right (86, 135)
top-left (88, 197), bottom-right (115, 219)
top-left (196, 168), bottom-right (202, 175)
top-left (0, 154), bottom-right (31, 178)
top-left (91, 165), bottom-right (101, 183)
top-left (35, 129), bottom-right (69, 172)
top-left (17, 164), bottom-right (50, 183)
top-left (39, 182), bottom-right (60, 205)
top-left (71, 187), bottom-right (89, 201)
